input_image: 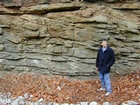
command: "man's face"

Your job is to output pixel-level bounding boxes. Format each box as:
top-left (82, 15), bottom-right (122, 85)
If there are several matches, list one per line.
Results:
top-left (101, 40), bottom-right (107, 48)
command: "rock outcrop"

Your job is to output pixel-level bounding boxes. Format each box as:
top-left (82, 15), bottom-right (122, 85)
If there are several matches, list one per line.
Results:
top-left (0, 1), bottom-right (140, 77)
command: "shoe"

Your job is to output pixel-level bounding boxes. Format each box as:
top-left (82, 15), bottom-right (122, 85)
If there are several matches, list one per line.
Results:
top-left (99, 87), bottom-right (106, 91)
top-left (105, 92), bottom-right (111, 96)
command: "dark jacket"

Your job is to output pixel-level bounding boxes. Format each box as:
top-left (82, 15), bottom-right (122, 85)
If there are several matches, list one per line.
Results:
top-left (96, 46), bottom-right (115, 74)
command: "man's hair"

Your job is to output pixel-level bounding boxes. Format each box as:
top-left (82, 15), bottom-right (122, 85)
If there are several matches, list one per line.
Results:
top-left (100, 38), bottom-right (108, 43)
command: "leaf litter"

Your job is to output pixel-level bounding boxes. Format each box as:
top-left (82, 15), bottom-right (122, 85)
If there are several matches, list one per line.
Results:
top-left (0, 71), bottom-right (139, 104)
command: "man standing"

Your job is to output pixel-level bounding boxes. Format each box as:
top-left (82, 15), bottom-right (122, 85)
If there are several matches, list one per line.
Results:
top-left (96, 39), bottom-right (115, 96)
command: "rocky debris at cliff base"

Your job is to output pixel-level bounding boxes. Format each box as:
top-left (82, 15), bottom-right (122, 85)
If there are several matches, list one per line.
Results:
top-left (0, 71), bottom-right (139, 105)
top-left (0, 95), bottom-right (139, 105)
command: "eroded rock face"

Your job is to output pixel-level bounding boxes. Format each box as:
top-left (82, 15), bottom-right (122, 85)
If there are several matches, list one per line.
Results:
top-left (0, 0), bottom-right (140, 7)
top-left (0, 1), bottom-right (139, 77)
top-left (0, 0), bottom-right (51, 7)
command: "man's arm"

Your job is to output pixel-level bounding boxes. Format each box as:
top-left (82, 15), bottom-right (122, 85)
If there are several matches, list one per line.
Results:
top-left (108, 49), bottom-right (115, 67)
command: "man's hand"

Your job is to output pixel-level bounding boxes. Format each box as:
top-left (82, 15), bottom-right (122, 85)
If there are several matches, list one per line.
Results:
top-left (95, 67), bottom-right (98, 71)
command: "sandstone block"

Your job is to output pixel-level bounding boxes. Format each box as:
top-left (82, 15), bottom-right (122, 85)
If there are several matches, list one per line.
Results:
top-left (74, 48), bottom-right (97, 58)
top-left (50, 46), bottom-right (68, 54)
top-left (23, 22), bottom-right (39, 31)
top-left (0, 28), bottom-right (3, 35)
top-left (5, 33), bottom-right (22, 44)
top-left (0, 44), bottom-right (4, 51)
top-left (4, 44), bottom-right (22, 53)
top-left (23, 31), bottom-right (40, 38)
top-left (91, 15), bottom-right (108, 23)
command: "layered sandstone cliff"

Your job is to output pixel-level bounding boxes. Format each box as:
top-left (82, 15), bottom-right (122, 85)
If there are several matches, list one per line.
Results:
top-left (0, 0), bottom-right (140, 77)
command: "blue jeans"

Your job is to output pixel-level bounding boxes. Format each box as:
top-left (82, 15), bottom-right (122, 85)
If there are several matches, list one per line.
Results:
top-left (99, 72), bottom-right (112, 93)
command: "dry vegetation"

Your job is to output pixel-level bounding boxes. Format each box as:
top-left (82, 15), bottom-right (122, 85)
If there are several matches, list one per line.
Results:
top-left (0, 71), bottom-right (140, 104)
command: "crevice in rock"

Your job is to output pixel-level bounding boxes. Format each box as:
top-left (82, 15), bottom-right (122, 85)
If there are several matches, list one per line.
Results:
top-left (0, 7), bottom-right (81, 15)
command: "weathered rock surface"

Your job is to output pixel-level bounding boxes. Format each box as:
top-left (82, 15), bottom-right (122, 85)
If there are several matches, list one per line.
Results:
top-left (0, 1), bottom-right (139, 77)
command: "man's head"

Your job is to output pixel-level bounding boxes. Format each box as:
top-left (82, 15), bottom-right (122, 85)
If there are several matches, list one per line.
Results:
top-left (101, 39), bottom-right (108, 48)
